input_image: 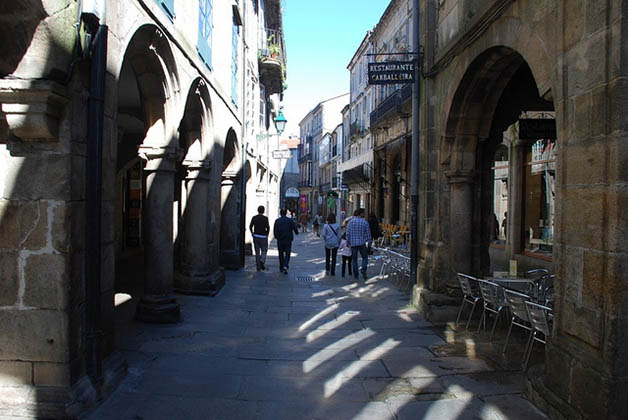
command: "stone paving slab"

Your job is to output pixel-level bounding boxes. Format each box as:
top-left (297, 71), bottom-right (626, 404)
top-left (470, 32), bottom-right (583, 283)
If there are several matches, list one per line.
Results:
top-left (87, 231), bottom-right (548, 420)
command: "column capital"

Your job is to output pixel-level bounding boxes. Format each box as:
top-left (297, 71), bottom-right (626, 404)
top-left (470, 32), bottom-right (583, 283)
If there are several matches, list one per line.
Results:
top-left (138, 144), bottom-right (181, 172)
top-left (221, 169), bottom-right (240, 185)
top-left (444, 169), bottom-right (474, 184)
top-left (183, 161), bottom-right (211, 181)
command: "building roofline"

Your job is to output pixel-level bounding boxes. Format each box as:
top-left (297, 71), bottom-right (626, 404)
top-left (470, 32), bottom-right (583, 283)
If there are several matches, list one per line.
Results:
top-left (298, 93), bottom-right (350, 126)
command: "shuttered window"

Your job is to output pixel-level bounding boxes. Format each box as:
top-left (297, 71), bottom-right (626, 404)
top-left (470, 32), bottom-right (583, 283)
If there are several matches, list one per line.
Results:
top-left (231, 19), bottom-right (239, 107)
top-left (198, 0), bottom-right (213, 68)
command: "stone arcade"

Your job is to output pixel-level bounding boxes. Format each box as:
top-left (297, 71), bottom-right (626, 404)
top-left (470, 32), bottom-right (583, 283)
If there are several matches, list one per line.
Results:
top-left (0, 0), bottom-right (286, 417)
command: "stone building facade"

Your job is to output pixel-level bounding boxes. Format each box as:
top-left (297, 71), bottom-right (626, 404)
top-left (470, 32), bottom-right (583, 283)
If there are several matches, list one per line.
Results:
top-left (412, 0), bottom-right (628, 418)
top-left (0, 0), bottom-right (285, 417)
top-left (298, 93), bottom-right (348, 218)
top-left (340, 34), bottom-right (375, 217)
top-left (369, 0), bottom-right (413, 227)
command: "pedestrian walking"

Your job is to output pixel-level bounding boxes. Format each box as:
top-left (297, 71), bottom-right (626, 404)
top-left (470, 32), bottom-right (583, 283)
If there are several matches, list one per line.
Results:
top-left (338, 233), bottom-right (352, 278)
top-left (299, 212), bottom-right (308, 233)
top-left (345, 208), bottom-right (371, 281)
top-left (273, 208), bottom-right (299, 274)
top-left (321, 213), bottom-right (341, 276)
top-left (249, 205), bottom-right (270, 271)
top-left (367, 212), bottom-right (382, 254)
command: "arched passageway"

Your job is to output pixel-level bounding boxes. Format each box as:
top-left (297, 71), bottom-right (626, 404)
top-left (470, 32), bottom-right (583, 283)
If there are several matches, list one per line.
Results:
top-left (220, 129), bottom-right (244, 269)
top-left (173, 78), bottom-right (224, 294)
top-left (114, 24), bottom-right (181, 323)
top-left (442, 47), bottom-right (555, 287)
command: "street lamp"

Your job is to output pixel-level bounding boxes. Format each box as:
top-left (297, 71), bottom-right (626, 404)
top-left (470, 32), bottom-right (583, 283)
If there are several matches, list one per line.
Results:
top-left (274, 106), bottom-right (287, 135)
top-left (267, 106), bottom-right (288, 214)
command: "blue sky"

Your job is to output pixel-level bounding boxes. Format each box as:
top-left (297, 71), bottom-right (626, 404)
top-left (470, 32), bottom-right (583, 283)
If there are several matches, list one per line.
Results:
top-left (281, 0), bottom-right (391, 136)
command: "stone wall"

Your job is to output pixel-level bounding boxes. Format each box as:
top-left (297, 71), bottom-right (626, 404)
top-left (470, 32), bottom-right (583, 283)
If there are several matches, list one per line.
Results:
top-left (417, 0), bottom-right (628, 418)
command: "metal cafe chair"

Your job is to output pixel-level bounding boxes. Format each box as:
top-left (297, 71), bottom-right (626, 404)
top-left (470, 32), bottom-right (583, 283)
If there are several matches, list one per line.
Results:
top-left (523, 301), bottom-right (553, 370)
top-left (476, 279), bottom-right (507, 340)
top-left (455, 273), bottom-right (482, 329)
top-left (525, 269), bottom-right (550, 301)
top-left (502, 289), bottom-right (533, 355)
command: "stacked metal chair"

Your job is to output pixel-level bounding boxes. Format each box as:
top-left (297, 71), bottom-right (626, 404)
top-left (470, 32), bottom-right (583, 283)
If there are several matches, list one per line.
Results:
top-left (476, 279), bottom-right (507, 340)
top-left (502, 289), bottom-right (533, 357)
top-left (455, 273), bottom-right (482, 329)
top-left (523, 301), bottom-right (553, 370)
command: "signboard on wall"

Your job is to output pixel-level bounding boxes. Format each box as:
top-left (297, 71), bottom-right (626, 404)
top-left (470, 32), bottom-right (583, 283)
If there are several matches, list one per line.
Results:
top-left (368, 61), bottom-right (415, 85)
top-left (518, 119), bottom-right (556, 139)
top-left (286, 187), bottom-right (300, 198)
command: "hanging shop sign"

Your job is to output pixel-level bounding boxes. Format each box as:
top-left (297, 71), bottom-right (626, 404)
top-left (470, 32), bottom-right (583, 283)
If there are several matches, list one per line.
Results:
top-left (271, 149), bottom-right (292, 159)
top-left (368, 61), bottom-right (415, 85)
top-left (518, 119), bottom-right (556, 140)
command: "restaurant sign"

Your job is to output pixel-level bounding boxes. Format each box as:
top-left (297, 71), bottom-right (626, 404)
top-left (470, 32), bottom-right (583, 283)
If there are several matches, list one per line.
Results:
top-left (368, 61), bottom-right (415, 85)
top-left (518, 119), bottom-right (556, 140)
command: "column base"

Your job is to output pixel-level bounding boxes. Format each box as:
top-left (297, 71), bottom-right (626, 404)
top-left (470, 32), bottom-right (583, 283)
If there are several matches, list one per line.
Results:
top-left (412, 286), bottom-right (460, 325)
top-left (174, 269), bottom-right (225, 296)
top-left (136, 294), bottom-right (180, 323)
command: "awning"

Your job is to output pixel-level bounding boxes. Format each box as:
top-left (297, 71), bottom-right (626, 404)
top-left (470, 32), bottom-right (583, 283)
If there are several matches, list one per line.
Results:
top-left (374, 135), bottom-right (407, 154)
top-left (342, 165), bottom-right (368, 184)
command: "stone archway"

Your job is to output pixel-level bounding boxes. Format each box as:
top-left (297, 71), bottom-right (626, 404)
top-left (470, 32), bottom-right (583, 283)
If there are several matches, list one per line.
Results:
top-left (113, 24), bottom-right (181, 323)
top-left (219, 128), bottom-right (244, 269)
top-left (172, 78), bottom-right (224, 294)
top-left (441, 47), bottom-right (555, 287)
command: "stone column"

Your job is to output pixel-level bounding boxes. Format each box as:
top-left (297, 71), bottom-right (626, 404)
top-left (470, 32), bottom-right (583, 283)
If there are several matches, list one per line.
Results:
top-left (385, 152), bottom-right (394, 223)
top-left (175, 161), bottom-right (225, 295)
top-left (506, 139), bottom-right (527, 257)
top-left (445, 170), bottom-right (474, 290)
top-left (219, 171), bottom-right (242, 269)
top-left (136, 145), bottom-right (180, 323)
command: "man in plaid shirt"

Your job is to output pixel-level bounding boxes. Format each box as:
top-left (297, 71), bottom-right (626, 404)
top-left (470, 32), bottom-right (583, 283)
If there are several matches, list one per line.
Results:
top-left (346, 208), bottom-right (371, 281)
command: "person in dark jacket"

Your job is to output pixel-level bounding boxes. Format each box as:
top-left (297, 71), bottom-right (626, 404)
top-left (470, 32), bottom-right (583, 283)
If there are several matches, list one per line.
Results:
top-left (367, 213), bottom-right (382, 254)
top-left (273, 208), bottom-right (299, 274)
top-left (250, 205), bottom-right (270, 271)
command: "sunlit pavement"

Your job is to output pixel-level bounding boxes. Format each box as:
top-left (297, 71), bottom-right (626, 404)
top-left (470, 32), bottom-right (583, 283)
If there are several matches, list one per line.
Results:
top-left (87, 231), bottom-right (548, 420)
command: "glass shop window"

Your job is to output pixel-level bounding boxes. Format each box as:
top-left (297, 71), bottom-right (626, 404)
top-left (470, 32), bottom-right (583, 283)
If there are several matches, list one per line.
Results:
top-left (492, 145), bottom-right (508, 243)
top-left (522, 139), bottom-right (555, 258)
top-left (124, 162), bottom-right (143, 247)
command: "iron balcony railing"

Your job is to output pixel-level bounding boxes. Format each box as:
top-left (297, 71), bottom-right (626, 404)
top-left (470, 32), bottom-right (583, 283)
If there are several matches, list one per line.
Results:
top-left (298, 152), bottom-right (312, 165)
top-left (350, 122), bottom-right (365, 138)
top-left (370, 84), bottom-right (412, 127)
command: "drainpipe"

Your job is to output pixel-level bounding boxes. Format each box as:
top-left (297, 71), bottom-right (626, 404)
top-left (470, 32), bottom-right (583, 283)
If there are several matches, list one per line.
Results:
top-left (240, 0), bottom-right (247, 268)
top-left (410, 0), bottom-right (420, 288)
top-left (85, 22), bottom-right (107, 387)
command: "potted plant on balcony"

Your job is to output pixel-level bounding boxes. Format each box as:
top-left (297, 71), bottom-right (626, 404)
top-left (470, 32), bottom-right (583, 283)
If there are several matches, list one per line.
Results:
top-left (268, 43), bottom-right (280, 59)
top-left (267, 34), bottom-right (280, 59)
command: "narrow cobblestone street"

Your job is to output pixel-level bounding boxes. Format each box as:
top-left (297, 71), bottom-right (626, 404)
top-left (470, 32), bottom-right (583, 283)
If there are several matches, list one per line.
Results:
top-left (87, 232), bottom-right (548, 420)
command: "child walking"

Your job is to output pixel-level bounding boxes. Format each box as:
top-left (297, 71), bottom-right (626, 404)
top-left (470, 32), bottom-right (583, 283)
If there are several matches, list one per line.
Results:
top-left (338, 233), bottom-right (352, 278)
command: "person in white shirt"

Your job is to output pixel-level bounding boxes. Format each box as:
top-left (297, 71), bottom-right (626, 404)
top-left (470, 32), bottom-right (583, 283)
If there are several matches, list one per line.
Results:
top-left (321, 213), bottom-right (341, 275)
top-left (338, 233), bottom-right (352, 278)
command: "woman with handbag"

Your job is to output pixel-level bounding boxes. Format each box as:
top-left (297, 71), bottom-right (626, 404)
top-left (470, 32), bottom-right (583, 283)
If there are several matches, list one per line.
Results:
top-left (322, 213), bottom-right (342, 275)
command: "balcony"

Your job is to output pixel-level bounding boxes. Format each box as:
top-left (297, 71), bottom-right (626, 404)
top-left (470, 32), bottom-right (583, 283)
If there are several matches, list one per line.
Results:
top-left (259, 29), bottom-right (286, 95)
top-left (298, 152), bottom-right (312, 165)
top-left (370, 84), bottom-right (412, 127)
top-left (350, 122), bottom-right (365, 139)
top-left (298, 180), bottom-right (312, 188)
top-left (320, 182), bottom-right (331, 193)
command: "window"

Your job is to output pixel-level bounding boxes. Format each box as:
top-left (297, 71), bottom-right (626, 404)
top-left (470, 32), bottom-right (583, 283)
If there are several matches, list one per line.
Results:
top-left (523, 139), bottom-right (555, 257)
top-left (198, 0), bottom-right (213, 68)
top-left (155, 0), bottom-right (175, 21)
top-left (231, 17), bottom-right (240, 107)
